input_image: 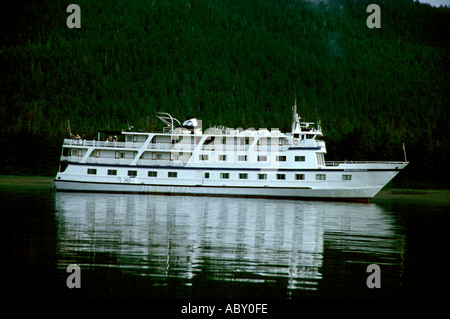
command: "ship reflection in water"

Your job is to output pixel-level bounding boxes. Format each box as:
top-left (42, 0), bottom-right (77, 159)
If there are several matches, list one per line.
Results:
top-left (54, 193), bottom-right (405, 296)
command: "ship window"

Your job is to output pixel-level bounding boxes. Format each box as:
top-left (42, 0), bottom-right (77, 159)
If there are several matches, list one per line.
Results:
top-left (128, 170), bottom-right (137, 177)
top-left (148, 171), bottom-right (157, 177)
top-left (276, 174), bottom-right (286, 180)
top-left (200, 154), bottom-right (209, 161)
top-left (295, 174), bottom-right (305, 180)
top-left (87, 168), bottom-right (97, 175)
top-left (107, 169), bottom-right (117, 176)
top-left (257, 155), bottom-right (267, 162)
top-left (156, 153), bottom-right (163, 160)
top-left (168, 172), bottom-right (177, 178)
top-left (258, 174), bottom-right (267, 180)
top-left (316, 174), bottom-right (326, 180)
top-left (238, 155), bottom-right (247, 162)
top-left (205, 172), bottom-right (210, 179)
top-left (342, 174), bottom-right (352, 181)
top-left (293, 133), bottom-right (300, 138)
top-left (220, 173), bottom-right (229, 179)
top-left (126, 135), bottom-right (133, 142)
top-left (71, 149), bottom-right (78, 156)
top-left (295, 156), bottom-right (306, 162)
top-left (239, 173), bottom-right (248, 179)
top-left (276, 156), bottom-right (286, 162)
top-left (120, 152), bottom-right (126, 158)
top-left (219, 155), bottom-right (227, 161)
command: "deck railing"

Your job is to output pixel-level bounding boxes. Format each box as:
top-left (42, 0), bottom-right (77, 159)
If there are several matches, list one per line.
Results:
top-left (64, 139), bottom-right (128, 148)
top-left (325, 161), bottom-right (406, 166)
top-left (64, 139), bottom-right (150, 149)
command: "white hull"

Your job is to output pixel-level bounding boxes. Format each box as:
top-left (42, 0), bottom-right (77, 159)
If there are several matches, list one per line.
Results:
top-left (54, 163), bottom-right (405, 201)
top-left (54, 180), bottom-right (383, 201)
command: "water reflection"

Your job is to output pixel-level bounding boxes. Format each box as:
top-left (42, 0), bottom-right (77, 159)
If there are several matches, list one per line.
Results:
top-left (54, 193), bottom-right (405, 292)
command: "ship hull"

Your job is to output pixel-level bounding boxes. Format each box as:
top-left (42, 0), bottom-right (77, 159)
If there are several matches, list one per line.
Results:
top-left (54, 162), bottom-right (405, 202)
top-left (53, 180), bottom-right (377, 202)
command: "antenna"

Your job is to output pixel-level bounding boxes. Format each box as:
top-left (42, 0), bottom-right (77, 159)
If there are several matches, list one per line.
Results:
top-left (403, 143), bottom-right (408, 162)
top-left (291, 99), bottom-right (300, 133)
top-left (156, 112), bottom-right (181, 132)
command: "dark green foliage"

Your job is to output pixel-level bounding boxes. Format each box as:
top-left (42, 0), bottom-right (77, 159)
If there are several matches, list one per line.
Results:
top-left (1, 0), bottom-right (449, 187)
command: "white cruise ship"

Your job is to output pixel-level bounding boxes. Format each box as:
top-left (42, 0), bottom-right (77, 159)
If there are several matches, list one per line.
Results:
top-left (54, 104), bottom-right (408, 201)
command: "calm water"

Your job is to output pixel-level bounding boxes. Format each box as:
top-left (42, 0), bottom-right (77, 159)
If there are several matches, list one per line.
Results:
top-left (3, 183), bottom-right (450, 303)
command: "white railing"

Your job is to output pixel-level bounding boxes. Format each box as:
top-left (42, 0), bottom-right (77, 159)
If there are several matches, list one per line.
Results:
top-left (325, 161), bottom-right (406, 166)
top-left (255, 145), bottom-right (290, 152)
top-left (63, 139), bottom-right (148, 149)
top-left (136, 159), bottom-right (186, 167)
top-left (63, 138), bottom-right (290, 154)
top-left (60, 155), bottom-right (188, 167)
top-left (148, 143), bottom-right (176, 150)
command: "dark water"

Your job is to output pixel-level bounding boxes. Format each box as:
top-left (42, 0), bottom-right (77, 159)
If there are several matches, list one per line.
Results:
top-left (3, 183), bottom-right (450, 305)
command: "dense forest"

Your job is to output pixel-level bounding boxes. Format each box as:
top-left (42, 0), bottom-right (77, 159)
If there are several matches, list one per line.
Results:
top-left (1, 0), bottom-right (449, 188)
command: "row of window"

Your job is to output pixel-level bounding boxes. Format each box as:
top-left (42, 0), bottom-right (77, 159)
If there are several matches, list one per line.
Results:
top-left (87, 168), bottom-right (352, 181)
top-left (88, 168), bottom-right (179, 178)
top-left (199, 155), bottom-right (306, 162)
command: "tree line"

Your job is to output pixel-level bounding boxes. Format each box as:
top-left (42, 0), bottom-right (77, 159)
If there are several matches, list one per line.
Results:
top-left (1, 0), bottom-right (449, 188)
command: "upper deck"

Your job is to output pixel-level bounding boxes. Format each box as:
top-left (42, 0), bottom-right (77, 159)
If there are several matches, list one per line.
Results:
top-left (60, 111), bottom-right (327, 168)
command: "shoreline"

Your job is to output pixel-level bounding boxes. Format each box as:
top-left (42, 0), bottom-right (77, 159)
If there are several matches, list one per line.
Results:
top-left (0, 175), bottom-right (54, 187)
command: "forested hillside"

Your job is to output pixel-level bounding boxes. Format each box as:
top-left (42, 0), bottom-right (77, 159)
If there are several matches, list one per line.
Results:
top-left (1, 0), bottom-right (449, 188)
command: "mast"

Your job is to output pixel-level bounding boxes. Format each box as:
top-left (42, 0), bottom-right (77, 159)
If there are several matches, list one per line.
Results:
top-left (292, 100), bottom-right (300, 133)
